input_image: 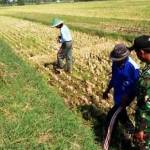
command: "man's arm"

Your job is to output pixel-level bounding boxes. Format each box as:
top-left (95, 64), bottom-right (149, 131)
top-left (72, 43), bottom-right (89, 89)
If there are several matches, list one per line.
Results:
top-left (134, 72), bottom-right (150, 142)
top-left (103, 81), bottom-right (113, 99)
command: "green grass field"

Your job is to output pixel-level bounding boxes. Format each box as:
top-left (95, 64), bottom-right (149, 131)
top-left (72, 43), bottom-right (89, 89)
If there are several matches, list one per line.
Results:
top-left (0, 39), bottom-right (98, 149)
top-left (0, 0), bottom-right (149, 149)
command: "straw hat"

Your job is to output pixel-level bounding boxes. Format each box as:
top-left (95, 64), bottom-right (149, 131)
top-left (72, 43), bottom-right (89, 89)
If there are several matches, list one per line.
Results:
top-left (51, 18), bottom-right (63, 27)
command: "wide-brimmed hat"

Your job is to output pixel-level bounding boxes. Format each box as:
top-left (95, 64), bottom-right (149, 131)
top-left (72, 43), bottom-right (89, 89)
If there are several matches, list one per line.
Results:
top-left (129, 35), bottom-right (150, 52)
top-left (51, 18), bottom-right (63, 27)
top-left (110, 43), bottom-right (130, 61)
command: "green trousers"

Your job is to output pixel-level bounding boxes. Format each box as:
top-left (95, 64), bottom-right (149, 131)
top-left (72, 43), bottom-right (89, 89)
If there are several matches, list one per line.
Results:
top-left (57, 41), bottom-right (72, 72)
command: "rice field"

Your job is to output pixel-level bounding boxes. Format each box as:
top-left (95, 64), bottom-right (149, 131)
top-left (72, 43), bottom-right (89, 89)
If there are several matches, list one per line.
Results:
top-left (0, 0), bottom-right (150, 39)
top-left (0, 16), bottom-right (117, 109)
top-left (0, 0), bottom-right (148, 127)
top-left (0, 0), bottom-right (149, 149)
top-left (1, 0), bottom-right (150, 20)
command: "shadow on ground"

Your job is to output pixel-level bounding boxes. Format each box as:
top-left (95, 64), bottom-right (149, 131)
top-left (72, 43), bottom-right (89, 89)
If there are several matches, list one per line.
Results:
top-left (78, 104), bottom-right (105, 143)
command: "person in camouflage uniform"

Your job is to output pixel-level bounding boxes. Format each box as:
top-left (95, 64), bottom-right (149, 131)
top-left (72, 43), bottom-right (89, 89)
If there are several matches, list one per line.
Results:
top-left (129, 35), bottom-right (150, 150)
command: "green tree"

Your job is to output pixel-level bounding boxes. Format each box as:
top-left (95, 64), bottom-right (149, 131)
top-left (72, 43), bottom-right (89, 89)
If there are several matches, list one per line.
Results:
top-left (1, 0), bottom-right (7, 4)
top-left (17, 0), bottom-right (25, 5)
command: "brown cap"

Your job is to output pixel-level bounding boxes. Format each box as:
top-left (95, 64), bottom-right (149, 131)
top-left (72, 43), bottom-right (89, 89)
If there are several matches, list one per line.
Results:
top-left (110, 43), bottom-right (130, 61)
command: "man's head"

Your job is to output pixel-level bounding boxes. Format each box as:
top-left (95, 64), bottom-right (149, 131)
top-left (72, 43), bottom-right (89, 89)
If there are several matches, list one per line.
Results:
top-left (129, 35), bottom-right (150, 63)
top-left (110, 43), bottom-right (130, 66)
top-left (51, 18), bottom-right (63, 28)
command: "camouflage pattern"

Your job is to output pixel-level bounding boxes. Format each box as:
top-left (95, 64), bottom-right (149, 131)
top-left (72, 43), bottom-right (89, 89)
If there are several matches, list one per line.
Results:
top-left (135, 64), bottom-right (150, 149)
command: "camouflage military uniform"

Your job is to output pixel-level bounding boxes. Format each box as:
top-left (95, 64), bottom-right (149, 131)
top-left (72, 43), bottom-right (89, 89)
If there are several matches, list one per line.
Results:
top-left (135, 64), bottom-right (150, 149)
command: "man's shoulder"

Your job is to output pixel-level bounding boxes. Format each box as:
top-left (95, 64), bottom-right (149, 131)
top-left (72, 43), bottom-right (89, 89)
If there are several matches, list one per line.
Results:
top-left (62, 25), bottom-right (69, 30)
top-left (127, 57), bottom-right (139, 70)
top-left (142, 65), bottom-right (150, 77)
top-left (140, 65), bottom-right (150, 89)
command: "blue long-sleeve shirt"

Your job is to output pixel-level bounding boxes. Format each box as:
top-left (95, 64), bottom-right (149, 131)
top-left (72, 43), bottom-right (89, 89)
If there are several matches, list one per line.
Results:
top-left (110, 57), bottom-right (140, 106)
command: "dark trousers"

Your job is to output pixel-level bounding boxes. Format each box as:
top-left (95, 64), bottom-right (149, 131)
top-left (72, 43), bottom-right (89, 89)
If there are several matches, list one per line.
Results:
top-left (104, 105), bottom-right (134, 143)
top-left (57, 41), bottom-right (72, 72)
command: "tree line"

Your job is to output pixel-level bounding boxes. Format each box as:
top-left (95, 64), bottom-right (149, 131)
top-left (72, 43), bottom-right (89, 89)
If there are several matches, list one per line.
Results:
top-left (0, 0), bottom-right (109, 6)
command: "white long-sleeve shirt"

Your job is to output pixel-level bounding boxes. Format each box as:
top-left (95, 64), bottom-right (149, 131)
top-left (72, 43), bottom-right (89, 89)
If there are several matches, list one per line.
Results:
top-left (60, 25), bottom-right (72, 43)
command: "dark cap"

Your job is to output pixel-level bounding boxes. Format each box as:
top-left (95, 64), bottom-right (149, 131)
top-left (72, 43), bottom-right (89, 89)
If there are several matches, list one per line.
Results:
top-left (110, 43), bottom-right (130, 61)
top-left (129, 35), bottom-right (150, 52)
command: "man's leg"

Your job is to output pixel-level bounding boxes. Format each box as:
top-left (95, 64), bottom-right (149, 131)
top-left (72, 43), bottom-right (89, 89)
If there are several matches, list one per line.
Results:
top-left (64, 41), bottom-right (72, 73)
top-left (119, 109), bottom-right (134, 133)
top-left (57, 45), bottom-right (65, 69)
top-left (118, 109), bottom-right (135, 149)
top-left (104, 105), bottom-right (119, 140)
top-left (103, 105), bottom-right (124, 150)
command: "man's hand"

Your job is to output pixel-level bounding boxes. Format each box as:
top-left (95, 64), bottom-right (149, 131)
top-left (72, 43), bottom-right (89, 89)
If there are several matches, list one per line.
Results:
top-left (102, 83), bottom-right (112, 99)
top-left (58, 47), bottom-right (62, 54)
top-left (103, 91), bottom-right (109, 99)
top-left (57, 36), bottom-right (61, 43)
top-left (134, 131), bottom-right (146, 142)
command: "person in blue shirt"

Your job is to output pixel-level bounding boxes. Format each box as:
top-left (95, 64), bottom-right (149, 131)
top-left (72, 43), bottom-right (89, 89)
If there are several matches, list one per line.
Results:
top-left (103, 43), bottom-right (140, 148)
top-left (51, 18), bottom-right (73, 73)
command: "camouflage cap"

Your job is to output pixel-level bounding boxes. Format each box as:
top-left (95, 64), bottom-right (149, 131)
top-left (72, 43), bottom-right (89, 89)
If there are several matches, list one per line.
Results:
top-left (129, 35), bottom-right (150, 52)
